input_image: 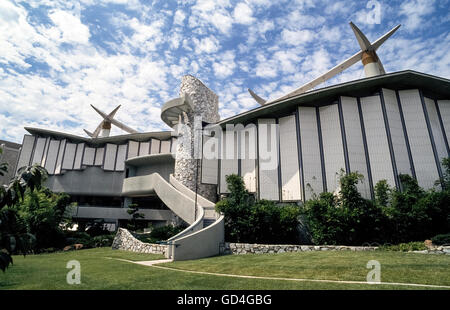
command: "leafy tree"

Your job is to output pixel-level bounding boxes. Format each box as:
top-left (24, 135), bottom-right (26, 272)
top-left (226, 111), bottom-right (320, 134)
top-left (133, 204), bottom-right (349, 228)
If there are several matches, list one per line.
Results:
top-left (15, 188), bottom-right (73, 251)
top-left (0, 160), bottom-right (48, 271)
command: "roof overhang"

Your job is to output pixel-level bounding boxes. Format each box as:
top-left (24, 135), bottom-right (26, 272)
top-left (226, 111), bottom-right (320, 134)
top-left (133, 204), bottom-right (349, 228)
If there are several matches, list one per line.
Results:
top-left (218, 70), bottom-right (450, 126)
top-left (24, 127), bottom-right (173, 145)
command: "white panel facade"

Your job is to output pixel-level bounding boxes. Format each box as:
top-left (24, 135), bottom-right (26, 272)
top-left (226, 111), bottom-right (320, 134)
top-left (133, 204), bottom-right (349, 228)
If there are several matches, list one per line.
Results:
top-left (139, 142), bottom-right (150, 156)
top-left (94, 147), bottom-right (104, 166)
top-left (298, 107), bottom-right (323, 200)
top-left (62, 143), bottom-right (76, 170)
top-left (54, 139), bottom-right (66, 174)
top-left (257, 119), bottom-right (279, 200)
top-left (437, 100), bottom-right (450, 147)
top-left (340, 97), bottom-right (370, 198)
top-left (103, 143), bottom-right (117, 171)
top-left (201, 135), bottom-right (219, 185)
top-left (115, 144), bottom-right (127, 171)
top-left (279, 115), bottom-right (301, 201)
top-left (425, 97), bottom-right (448, 169)
top-left (240, 125), bottom-right (257, 193)
top-left (160, 140), bottom-right (171, 153)
top-left (44, 140), bottom-right (60, 174)
top-left (73, 143), bottom-right (84, 170)
top-left (361, 95), bottom-right (396, 187)
top-left (220, 129), bottom-right (238, 193)
top-left (16, 135), bottom-right (35, 172)
top-left (398, 90), bottom-right (439, 189)
top-left (127, 141), bottom-right (139, 159)
top-left (171, 138), bottom-right (177, 153)
top-left (40, 138), bottom-right (51, 167)
top-left (31, 137), bottom-right (47, 165)
top-left (82, 147), bottom-right (95, 166)
top-left (383, 89), bottom-right (411, 176)
top-left (150, 139), bottom-right (160, 154)
top-left (320, 104), bottom-right (346, 194)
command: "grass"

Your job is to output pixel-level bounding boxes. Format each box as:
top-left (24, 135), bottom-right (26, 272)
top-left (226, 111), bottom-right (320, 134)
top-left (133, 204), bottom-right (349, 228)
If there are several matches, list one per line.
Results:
top-left (0, 248), bottom-right (449, 290)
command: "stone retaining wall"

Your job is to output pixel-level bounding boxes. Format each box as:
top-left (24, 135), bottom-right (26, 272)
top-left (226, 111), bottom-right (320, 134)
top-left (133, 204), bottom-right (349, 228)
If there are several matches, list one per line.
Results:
top-left (220, 242), bottom-right (450, 255)
top-left (112, 228), bottom-right (167, 255)
top-left (220, 243), bottom-right (378, 255)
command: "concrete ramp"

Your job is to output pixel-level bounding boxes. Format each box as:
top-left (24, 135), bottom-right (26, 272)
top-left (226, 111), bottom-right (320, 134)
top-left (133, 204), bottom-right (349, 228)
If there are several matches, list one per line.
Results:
top-left (122, 173), bottom-right (224, 261)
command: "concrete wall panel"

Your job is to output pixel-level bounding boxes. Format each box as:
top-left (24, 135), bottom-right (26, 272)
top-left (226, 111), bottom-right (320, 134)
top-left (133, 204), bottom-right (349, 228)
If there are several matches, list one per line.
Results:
top-left (360, 95), bottom-right (396, 187)
top-left (298, 106), bottom-right (323, 200)
top-left (399, 90), bottom-right (439, 189)
top-left (340, 96), bottom-right (370, 198)
top-left (320, 104), bottom-right (345, 193)
top-left (279, 115), bottom-right (301, 201)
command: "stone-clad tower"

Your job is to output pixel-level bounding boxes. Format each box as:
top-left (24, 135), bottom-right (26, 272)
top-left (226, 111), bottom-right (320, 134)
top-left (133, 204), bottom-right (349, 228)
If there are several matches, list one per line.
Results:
top-left (173, 75), bottom-right (220, 202)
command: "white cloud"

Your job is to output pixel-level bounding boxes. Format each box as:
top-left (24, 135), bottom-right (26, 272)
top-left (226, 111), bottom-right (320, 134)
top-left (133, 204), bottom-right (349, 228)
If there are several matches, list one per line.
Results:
top-left (48, 10), bottom-right (90, 44)
top-left (173, 9), bottom-right (186, 26)
top-left (399, 0), bottom-right (435, 31)
top-left (281, 29), bottom-right (315, 46)
top-left (213, 50), bottom-right (236, 78)
top-left (193, 36), bottom-right (220, 54)
top-left (233, 2), bottom-right (255, 25)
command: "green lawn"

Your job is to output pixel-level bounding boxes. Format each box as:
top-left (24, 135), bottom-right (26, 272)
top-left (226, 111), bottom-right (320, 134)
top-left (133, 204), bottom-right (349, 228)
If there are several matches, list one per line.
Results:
top-left (1, 248), bottom-right (449, 290)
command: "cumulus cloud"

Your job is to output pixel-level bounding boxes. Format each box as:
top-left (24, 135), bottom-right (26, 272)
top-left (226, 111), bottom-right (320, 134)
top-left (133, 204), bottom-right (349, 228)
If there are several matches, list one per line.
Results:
top-left (233, 2), bottom-right (255, 25)
top-left (0, 0), bottom-right (448, 143)
top-left (281, 29), bottom-right (315, 46)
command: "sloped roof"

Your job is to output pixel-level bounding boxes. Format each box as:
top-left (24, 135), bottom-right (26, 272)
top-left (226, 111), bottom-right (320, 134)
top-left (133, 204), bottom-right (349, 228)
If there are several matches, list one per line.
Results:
top-left (219, 70), bottom-right (450, 126)
top-left (25, 127), bottom-right (173, 145)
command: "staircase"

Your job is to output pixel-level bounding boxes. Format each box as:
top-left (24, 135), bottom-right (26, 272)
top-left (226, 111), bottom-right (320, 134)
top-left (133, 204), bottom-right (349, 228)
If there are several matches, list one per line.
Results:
top-left (122, 173), bottom-right (224, 261)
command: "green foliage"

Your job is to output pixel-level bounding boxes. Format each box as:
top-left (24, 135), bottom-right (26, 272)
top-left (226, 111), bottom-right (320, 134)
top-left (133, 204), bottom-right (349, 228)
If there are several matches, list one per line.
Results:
top-left (303, 171), bottom-right (386, 245)
top-left (378, 242), bottom-right (427, 252)
top-left (126, 203), bottom-right (145, 232)
top-left (431, 233), bottom-right (450, 245)
top-left (136, 225), bottom-right (185, 243)
top-left (302, 159), bottom-right (450, 246)
top-left (5, 188), bottom-right (74, 252)
top-left (0, 163), bottom-right (49, 271)
top-left (216, 174), bottom-right (301, 244)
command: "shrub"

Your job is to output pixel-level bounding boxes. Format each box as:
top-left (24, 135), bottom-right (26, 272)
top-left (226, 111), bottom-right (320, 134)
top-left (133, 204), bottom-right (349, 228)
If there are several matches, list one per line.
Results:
top-left (92, 235), bottom-right (114, 247)
top-left (431, 233), bottom-right (450, 245)
top-left (216, 174), bottom-right (301, 244)
top-left (302, 171), bottom-right (387, 245)
top-left (135, 225), bottom-right (185, 243)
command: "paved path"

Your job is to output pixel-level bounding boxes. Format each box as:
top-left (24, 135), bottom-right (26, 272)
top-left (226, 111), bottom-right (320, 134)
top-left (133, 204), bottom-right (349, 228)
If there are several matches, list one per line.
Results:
top-left (105, 257), bottom-right (450, 289)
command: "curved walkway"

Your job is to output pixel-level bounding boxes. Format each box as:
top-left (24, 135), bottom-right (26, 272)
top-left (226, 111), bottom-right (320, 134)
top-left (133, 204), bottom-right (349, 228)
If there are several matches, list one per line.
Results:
top-left (106, 257), bottom-right (450, 289)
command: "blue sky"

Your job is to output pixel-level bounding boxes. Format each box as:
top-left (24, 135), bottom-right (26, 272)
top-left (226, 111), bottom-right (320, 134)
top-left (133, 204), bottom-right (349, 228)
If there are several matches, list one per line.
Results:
top-left (1, 0), bottom-right (449, 143)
